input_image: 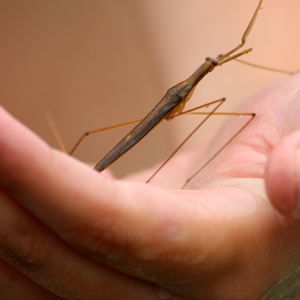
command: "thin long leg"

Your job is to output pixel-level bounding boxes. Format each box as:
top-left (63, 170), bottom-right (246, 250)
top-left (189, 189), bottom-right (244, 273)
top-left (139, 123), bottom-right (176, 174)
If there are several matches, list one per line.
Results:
top-left (181, 112), bottom-right (255, 189)
top-left (146, 98), bottom-right (226, 183)
top-left (217, 0), bottom-right (263, 64)
top-left (69, 99), bottom-right (225, 158)
top-left (235, 59), bottom-right (297, 75)
top-left (45, 112), bottom-right (68, 153)
top-left (69, 119), bottom-right (142, 155)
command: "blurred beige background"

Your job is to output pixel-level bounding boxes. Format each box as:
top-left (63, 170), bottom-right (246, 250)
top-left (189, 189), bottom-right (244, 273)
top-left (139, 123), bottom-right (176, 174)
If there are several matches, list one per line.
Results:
top-left (1, 0), bottom-right (299, 177)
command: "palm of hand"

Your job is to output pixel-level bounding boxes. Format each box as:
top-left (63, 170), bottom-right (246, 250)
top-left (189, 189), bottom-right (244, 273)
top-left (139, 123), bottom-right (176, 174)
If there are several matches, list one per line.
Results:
top-left (125, 74), bottom-right (300, 299)
top-left (0, 75), bottom-right (300, 299)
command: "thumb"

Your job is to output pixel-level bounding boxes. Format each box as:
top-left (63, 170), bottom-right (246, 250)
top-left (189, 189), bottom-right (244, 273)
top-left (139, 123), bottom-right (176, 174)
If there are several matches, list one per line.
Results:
top-left (265, 131), bottom-right (300, 218)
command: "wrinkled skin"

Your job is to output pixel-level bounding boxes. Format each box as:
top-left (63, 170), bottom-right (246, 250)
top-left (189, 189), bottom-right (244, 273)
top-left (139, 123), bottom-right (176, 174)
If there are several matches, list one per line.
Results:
top-left (0, 74), bottom-right (300, 300)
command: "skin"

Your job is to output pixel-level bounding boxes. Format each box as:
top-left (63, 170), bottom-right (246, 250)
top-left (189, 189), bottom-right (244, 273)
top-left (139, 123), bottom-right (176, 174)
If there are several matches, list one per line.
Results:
top-left (0, 74), bottom-right (300, 299)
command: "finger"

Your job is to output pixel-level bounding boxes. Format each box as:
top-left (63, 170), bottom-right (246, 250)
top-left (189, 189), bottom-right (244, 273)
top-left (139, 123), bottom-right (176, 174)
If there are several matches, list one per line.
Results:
top-left (0, 107), bottom-right (192, 248)
top-left (0, 258), bottom-right (61, 300)
top-left (0, 187), bottom-right (164, 300)
top-left (0, 107), bottom-right (230, 264)
top-left (265, 130), bottom-right (300, 218)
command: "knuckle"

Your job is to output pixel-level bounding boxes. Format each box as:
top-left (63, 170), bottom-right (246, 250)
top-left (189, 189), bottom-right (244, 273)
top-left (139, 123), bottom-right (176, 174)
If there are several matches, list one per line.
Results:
top-left (0, 224), bottom-right (53, 276)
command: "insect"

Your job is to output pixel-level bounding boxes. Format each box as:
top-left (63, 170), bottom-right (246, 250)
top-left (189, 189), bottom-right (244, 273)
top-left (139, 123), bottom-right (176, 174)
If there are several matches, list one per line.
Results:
top-left (68, 0), bottom-right (263, 186)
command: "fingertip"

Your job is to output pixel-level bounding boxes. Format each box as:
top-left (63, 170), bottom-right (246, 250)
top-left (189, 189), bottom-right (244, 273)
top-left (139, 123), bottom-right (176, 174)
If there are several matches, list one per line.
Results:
top-left (265, 131), bottom-right (300, 217)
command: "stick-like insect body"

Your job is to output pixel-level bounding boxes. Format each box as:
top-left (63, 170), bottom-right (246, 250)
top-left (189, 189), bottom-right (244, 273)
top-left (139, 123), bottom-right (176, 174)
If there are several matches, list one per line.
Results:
top-left (65, 1), bottom-right (263, 181)
top-left (92, 0), bottom-right (263, 173)
top-left (94, 57), bottom-right (220, 172)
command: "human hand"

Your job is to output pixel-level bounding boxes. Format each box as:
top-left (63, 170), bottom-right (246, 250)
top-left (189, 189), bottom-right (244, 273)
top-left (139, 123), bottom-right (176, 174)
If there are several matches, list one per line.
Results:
top-left (1, 74), bottom-right (300, 300)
